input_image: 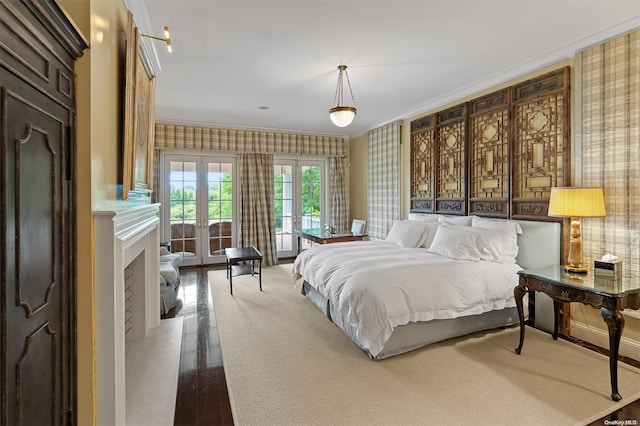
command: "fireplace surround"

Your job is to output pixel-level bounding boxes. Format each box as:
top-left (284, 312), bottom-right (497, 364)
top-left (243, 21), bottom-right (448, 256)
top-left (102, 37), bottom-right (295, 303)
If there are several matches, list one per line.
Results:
top-left (93, 204), bottom-right (161, 425)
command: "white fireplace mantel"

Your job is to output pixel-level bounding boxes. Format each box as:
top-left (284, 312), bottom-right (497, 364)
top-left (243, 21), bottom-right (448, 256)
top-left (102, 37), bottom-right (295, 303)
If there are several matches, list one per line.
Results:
top-left (93, 203), bottom-right (161, 426)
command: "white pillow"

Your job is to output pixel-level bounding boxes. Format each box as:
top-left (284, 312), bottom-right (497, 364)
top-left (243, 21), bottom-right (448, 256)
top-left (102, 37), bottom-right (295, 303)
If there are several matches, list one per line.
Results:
top-left (438, 215), bottom-right (473, 226)
top-left (407, 213), bottom-right (439, 223)
top-left (419, 222), bottom-right (440, 248)
top-left (427, 225), bottom-right (502, 261)
top-left (385, 220), bottom-right (430, 248)
top-left (471, 216), bottom-right (522, 263)
top-left (472, 216), bottom-right (523, 234)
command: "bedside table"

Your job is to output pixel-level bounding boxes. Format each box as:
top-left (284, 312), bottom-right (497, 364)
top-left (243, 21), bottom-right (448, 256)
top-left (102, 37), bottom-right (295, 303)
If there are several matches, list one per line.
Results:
top-left (515, 264), bottom-right (640, 401)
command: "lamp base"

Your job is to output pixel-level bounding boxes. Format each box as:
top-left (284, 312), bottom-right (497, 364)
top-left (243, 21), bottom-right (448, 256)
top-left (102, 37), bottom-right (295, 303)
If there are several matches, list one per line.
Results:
top-left (564, 264), bottom-right (588, 274)
top-left (564, 217), bottom-right (587, 274)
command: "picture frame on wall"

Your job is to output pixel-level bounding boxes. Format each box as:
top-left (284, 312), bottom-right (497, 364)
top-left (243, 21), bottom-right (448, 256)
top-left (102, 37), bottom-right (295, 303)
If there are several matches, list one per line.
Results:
top-left (122, 10), bottom-right (156, 200)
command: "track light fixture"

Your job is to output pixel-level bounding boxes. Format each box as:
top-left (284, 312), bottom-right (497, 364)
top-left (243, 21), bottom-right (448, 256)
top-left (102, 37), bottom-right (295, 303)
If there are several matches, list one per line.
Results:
top-left (141, 26), bottom-right (172, 53)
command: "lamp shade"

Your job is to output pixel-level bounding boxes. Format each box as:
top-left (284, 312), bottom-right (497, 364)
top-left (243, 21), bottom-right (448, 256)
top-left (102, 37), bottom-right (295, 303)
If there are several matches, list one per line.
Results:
top-left (548, 187), bottom-right (606, 218)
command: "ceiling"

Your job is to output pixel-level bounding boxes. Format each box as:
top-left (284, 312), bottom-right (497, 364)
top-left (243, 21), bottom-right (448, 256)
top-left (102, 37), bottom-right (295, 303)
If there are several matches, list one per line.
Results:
top-left (133, 1), bottom-right (640, 140)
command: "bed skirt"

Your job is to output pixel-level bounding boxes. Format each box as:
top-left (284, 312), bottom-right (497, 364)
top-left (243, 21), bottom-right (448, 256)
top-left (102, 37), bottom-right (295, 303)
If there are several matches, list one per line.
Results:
top-left (302, 281), bottom-right (521, 360)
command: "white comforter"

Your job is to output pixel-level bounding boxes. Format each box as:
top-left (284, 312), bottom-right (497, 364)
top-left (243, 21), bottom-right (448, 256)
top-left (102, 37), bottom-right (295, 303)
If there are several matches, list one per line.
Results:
top-left (292, 240), bottom-right (522, 357)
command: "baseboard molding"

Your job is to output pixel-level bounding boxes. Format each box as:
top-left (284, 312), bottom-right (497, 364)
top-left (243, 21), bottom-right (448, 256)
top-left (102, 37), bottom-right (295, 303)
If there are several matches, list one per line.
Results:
top-left (570, 320), bottom-right (640, 363)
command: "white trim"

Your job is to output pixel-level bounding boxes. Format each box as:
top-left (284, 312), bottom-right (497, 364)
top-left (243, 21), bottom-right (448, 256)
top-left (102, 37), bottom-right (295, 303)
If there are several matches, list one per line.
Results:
top-left (124, 0), bottom-right (162, 75)
top-left (571, 320), bottom-right (640, 362)
top-left (93, 204), bottom-right (161, 426)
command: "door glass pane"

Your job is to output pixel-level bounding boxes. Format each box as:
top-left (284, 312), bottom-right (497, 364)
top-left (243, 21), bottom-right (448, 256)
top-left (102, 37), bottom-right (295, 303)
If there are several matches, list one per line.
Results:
top-left (274, 164), bottom-right (293, 252)
top-left (207, 161), bottom-right (233, 256)
top-left (301, 165), bottom-right (321, 229)
top-left (169, 161), bottom-right (197, 259)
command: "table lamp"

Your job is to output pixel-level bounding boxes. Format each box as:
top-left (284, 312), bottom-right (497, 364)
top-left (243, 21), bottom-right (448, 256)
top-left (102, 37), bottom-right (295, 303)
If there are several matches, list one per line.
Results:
top-left (548, 187), bottom-right (606, 273)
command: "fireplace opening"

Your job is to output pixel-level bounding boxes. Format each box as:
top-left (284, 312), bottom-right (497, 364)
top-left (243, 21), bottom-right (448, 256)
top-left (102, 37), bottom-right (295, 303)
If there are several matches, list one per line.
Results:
top-left (124, 251), bottom-right (146, 343)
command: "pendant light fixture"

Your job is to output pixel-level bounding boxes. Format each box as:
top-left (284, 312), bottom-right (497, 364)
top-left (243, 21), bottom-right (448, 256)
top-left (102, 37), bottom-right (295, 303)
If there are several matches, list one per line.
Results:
top-left (329, 65), bottom-right (357, 127)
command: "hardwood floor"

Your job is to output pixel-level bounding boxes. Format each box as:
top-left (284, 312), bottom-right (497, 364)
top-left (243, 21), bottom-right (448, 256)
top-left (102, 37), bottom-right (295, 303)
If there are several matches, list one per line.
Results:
top-left (168, 265), bottom-right (234, 426)
top-left (166, 265), bottom-right (640, 426)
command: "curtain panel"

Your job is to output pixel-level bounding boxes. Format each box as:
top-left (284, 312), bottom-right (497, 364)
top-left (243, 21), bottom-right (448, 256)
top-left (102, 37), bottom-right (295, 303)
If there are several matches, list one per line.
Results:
top-left (580, 29), bottom-right (640, 280)
top-left (367, 121), bottom-right (401, 240)
top-left (155, 123), bottom-right (347, 157)
top-left (238, 153), bottom-right (278, 266)
top-left (329, 157), bottom-right (348, 231)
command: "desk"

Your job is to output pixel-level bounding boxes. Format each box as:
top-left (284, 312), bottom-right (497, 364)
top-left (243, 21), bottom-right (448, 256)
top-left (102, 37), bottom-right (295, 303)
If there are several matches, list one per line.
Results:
top-left (225, 247), bottom-right (263, 295)
top-left (515, 265), bottom-right (640, 401)
top-left (295, 228), bottom-right (367, 254)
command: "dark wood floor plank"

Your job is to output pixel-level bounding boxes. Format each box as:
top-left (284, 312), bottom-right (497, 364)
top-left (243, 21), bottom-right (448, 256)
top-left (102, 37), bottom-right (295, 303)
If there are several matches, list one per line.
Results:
top-left (172, 266), bottom-right (233, 426)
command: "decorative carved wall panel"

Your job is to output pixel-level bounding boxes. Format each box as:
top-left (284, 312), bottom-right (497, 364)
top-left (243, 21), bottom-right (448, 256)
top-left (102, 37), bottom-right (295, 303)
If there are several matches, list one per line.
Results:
top-left (410, 116), bottom-right (435, 213)
top-left (512, 68), bottom-right (570, 219)
top-left (469, 89), bottom-right (510, 218)
top-left (436, 104), bottom-right (467, 215)
top-left (409, 67), bottom-right (570, 221)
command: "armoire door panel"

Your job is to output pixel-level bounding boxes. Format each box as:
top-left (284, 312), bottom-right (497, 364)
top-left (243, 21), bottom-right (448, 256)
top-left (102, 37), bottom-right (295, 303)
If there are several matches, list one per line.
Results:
top-left (4, 84), bottom-right (66, 425)
top-left (10, 90), bottom-right (62, 319)
top-left (15, 322), bottom-right (57, 426)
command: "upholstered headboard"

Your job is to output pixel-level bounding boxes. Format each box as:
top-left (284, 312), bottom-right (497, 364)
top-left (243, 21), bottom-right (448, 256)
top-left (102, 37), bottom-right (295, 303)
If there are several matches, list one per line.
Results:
top-left (407, 213), bottom-right (561, 269)
top-left (513, 220), bottom-right (561, 269)
top-left (408, 213), bottom-right (561, 332)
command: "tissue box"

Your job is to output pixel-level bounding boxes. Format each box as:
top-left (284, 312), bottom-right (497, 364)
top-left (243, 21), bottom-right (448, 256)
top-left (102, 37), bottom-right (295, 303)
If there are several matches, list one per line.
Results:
top-left (594, 260), bottom-right (622, 279)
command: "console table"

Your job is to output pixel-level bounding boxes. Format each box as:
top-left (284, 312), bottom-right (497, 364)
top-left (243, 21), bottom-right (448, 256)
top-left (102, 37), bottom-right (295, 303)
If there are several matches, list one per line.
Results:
top-left (515, 265), bottom-right (640, 401)
top-left (295, 228), bottom-right (367, 254)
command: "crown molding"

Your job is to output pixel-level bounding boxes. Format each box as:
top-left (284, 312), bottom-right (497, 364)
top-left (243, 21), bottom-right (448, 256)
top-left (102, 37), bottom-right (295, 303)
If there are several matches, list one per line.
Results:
top-left (124, 0), bottom-right (162, 75)
top-left (380, 17), bottom-right (640, 125)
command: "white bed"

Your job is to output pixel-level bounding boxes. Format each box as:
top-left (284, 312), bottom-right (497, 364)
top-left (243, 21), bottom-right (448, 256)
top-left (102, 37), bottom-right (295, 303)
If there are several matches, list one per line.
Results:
top-left (292, 215), bottom-right (560, 359)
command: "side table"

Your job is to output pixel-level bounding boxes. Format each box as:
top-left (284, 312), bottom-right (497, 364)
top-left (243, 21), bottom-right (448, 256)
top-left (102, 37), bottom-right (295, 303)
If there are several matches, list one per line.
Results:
top-left (515, 264), bottom-right (640, 401)
top-left (225, 247), bottom-right (263, 295)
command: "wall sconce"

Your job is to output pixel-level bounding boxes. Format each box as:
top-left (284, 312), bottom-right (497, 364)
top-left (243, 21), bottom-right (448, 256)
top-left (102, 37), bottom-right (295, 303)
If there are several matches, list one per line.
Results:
top-left (329, 65), bottom-right (357, 127)
top-left (548, 186), bottom-right (606, 273)
top-left (141, 26), bottom-right (172, 53)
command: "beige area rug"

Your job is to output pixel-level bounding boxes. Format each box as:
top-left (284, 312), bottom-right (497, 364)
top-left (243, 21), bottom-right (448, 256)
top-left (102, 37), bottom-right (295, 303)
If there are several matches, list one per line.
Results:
top-left (209, 265), bottom-right (640, 426)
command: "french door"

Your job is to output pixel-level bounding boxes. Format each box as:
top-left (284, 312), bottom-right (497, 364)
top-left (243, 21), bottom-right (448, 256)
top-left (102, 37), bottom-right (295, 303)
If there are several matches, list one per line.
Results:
top-left (274, 159), bottom-right (325, 257)
top-left (163, 154), bottom-right (236, 265)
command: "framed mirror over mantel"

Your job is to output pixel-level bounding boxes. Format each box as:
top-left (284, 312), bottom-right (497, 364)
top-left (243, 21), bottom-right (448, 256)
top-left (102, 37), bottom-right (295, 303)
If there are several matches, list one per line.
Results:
top-left (410, 67), bottom-right (570, 221)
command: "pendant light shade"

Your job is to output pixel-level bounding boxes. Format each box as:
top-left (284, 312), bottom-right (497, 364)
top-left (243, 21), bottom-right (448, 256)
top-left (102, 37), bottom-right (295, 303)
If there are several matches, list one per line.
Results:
top-left (329, 106), bottom-right (357, 127)
top-left (329, 65), bottom-right (357, 127)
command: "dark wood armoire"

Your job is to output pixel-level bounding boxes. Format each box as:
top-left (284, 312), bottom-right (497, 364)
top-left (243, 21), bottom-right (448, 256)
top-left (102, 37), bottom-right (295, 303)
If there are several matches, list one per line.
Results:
top-left (0, 0), bottom-right (88, 424)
